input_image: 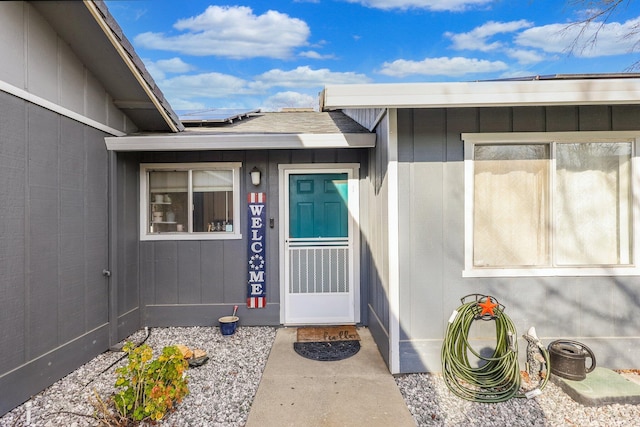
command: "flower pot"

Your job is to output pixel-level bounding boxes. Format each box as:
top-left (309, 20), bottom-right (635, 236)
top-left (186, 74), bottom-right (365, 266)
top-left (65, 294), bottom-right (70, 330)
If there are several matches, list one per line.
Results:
top-left (218, 316), bottom-right (239, 335)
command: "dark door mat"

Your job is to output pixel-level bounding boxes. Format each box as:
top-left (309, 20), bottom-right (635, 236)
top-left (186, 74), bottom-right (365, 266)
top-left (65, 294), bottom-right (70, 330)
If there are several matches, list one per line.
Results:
top-left (297, 325), bottom-right (360, 343)
top-left (293, 340), bottom-right (361, 361)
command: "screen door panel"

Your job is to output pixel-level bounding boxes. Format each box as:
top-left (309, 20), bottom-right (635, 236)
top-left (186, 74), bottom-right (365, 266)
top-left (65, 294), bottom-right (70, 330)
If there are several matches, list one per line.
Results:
top-left (284, 173), bottom-right (355, 324)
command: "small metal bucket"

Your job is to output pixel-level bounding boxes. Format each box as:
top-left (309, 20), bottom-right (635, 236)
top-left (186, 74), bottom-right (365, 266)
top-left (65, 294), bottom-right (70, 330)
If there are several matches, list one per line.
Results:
top-left (548, 340), bottom-right (596, 381)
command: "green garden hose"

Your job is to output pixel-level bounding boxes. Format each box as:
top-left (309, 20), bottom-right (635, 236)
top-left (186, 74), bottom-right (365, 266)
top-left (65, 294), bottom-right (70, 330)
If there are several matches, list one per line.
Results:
top-left (441, 295), bottom-right (550, 403)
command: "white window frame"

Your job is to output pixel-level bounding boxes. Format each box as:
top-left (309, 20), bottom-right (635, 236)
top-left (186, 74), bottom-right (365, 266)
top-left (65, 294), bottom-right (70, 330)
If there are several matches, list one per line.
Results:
top-left (462, 131), bottom-right (640, 277)
top-left (140, 162), bottom-right (242, 241)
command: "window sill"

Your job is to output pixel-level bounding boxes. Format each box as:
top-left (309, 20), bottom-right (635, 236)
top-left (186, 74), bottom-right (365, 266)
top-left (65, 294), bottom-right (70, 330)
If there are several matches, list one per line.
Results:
top-left (463, 266), bottom-right (640, 278)
top-left (140, 233), bottom-right (242, 242)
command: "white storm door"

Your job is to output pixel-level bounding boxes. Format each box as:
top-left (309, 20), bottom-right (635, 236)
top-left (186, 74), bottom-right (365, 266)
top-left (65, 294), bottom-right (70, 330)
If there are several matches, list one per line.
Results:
top-left (280, 165), bottom-right (359, 325)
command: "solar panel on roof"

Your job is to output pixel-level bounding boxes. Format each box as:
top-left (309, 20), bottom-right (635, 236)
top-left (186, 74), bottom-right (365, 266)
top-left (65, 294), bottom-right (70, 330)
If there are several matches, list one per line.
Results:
top-left (177, 108), bottom-right (260, 124)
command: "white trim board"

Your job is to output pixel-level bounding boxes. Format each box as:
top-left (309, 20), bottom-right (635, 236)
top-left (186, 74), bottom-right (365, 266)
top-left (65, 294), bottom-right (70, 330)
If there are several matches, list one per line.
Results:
top-left (323, 78), bottom-right (640, 109)
top-left (0, 79), bottom-right (126, 136)
top-left (105, 132), bottom-right (376, 151)
top-left (387, 109), bottom-right (401, 374)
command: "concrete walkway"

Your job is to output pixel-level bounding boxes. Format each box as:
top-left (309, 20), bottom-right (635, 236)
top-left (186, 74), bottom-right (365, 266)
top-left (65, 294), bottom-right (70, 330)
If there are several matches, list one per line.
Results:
top-left (246, 327), bottom-right (416, 427)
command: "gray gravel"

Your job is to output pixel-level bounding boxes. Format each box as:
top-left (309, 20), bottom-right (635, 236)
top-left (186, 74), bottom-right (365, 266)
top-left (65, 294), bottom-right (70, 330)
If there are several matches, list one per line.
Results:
top-left (396, 372), bottom-right (640, 426)
top-left (0, 326), bottom-right (276, 427)
top-left (2, 326), bottom-right (639, 426)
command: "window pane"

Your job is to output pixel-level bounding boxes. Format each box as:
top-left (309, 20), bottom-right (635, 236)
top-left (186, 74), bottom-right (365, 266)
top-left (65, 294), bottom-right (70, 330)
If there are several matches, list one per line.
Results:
top-left (555, 142), bottom-right (632, 265)
top-left (193, 170), bottom-right (234, 233)
top-left (149, 171), bottom-right (188, 233)
top-left (473, 145), bottom-right (549, 267)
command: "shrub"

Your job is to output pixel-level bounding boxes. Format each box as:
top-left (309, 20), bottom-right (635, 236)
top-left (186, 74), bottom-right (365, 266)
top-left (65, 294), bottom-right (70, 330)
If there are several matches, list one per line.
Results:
top-left (112, 342), bottom-right (189, 423)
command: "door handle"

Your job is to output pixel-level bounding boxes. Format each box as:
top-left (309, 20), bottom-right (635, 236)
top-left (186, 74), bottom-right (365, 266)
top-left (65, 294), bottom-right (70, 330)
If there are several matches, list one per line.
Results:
top-left (102, 269), bottom-right (111, 277)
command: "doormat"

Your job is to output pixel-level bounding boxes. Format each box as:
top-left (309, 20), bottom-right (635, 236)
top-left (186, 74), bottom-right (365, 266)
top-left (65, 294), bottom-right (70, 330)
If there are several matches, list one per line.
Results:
top-left (294, 326), bottom-right (361, 361)
top-left (294, 340), bottom-right (361, 361)
top-left (296, 325), bottom-right (360, 343)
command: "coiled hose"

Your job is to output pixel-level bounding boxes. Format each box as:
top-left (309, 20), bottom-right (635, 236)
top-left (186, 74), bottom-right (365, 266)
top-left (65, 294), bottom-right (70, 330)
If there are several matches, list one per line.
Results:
top-left (441, 295), bottom-right (549, 403)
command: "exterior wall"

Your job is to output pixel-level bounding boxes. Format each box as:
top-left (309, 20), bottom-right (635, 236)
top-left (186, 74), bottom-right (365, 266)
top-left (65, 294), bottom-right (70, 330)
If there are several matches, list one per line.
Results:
top-left (114, 152), bottom-right (143, 341)
top-left (0, 91), bottom-right (111, 415)
top-left (129, 149), bottom-right (369, 327)
top-left (396, 105), bottom-right (640, 373)
top-left (344, 108), bottom-right (393, 367)
top-left (0, 1), bottom-right (136, 134)
top-left (0, 3), bottom-right (144, 415)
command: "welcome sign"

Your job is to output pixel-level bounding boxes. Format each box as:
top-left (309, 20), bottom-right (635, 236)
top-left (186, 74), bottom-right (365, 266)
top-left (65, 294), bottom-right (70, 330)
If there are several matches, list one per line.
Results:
top-left (247, 193), bottom-right (266, 308)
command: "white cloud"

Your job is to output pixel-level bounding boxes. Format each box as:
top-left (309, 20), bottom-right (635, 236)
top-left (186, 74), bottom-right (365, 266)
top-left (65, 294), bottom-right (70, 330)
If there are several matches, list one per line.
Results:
top-left (446, 20), bottom-right (533, 51)
top-left (253, 66), bottom-right (371, 90)
top-left (153, 66), bottom-right (371, 108)
top-left (169, 99), bottom-right (207, 110)
top-left (379, 56), bottom-right (508, 77)
top-left (343, 0), bottom-right (492, 11)
top-left (159, 72), bottom-right (255, 101)
top-left (155, 57), bottom-right (193, 73)
top-left (262, 91), bottom-right (318, 111)
top-left (134, 6), bottom-right (310, 59)
top-left (144, 57), bottom-right (194, 80)
top-left (516, 18), bottom-right (640, 57)
top-left (504, 48), bottom-right (546, 65)
top-left (300, 50), bottom-right (336, 59)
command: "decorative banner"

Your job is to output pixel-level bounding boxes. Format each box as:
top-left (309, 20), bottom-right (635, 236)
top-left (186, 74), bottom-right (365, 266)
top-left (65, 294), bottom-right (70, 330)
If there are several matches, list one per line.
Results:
top-left (247, 193), bottom-right (266, 308)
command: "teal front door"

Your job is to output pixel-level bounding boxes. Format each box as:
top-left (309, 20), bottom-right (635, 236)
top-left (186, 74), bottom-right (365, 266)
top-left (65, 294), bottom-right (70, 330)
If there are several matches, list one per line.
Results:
top-left (289, 173), bottom-right (348, 239)
top-left (280, 166), bottom-right (359, 324)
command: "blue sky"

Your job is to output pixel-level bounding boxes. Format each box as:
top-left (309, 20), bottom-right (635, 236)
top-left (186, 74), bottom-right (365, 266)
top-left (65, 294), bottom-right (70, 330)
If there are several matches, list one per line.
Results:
top-left (105, 0), bottom-right (640, 111)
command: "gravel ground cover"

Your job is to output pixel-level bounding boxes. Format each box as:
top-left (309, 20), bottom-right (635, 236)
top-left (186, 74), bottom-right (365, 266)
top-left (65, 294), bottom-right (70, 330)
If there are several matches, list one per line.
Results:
top-left (0, 326), bottom-right (276, 427)
top-left (396, 372), bottom-right (640, 426)
top-left (3, 326), bottom-right (640, 427)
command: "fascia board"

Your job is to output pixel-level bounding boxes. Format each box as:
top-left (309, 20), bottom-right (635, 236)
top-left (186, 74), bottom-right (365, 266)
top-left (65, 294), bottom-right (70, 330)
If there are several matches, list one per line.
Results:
top-left (104, 133), bottom-right (376, 151)
top-left (84, 1), bottom-right (183, 133)
top-left (323, 79), bottom-right (640, 109)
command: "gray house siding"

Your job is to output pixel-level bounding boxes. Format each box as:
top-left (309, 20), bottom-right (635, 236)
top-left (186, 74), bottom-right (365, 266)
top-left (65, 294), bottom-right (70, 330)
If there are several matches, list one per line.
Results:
top-left (0, 2), bottom-right (144, 415)
top-left (0, 92), bottom-right (111, 415)
top-left (0, 1), bottom-right (136, 135)
top-left (122, 149), bottom-right (369, 327)
top-left (114, 152), bottom-right (143, 341)
top-left (344, 108), bottom-right (393, 366)
top-left (396, 106), bottom-right (640, 373)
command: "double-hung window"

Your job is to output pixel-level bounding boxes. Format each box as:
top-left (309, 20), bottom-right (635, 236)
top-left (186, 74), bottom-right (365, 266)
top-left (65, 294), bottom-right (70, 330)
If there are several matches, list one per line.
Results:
top-left (140, 163), bottom-right (241, 240)
top-left (463, 132), bottom-right (638, 276)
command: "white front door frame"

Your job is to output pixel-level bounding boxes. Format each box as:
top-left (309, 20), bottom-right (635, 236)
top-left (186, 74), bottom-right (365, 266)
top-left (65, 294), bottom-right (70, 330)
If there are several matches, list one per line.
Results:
top-left (278, 163), bottom-right (361, 325)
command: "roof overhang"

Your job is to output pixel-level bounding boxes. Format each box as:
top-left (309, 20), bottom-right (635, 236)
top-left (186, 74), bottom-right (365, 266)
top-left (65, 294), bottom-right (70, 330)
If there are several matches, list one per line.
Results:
top-left (322, 78), bottom-right (640, 110)
top-left (104, 132), bottom-right (376, 151)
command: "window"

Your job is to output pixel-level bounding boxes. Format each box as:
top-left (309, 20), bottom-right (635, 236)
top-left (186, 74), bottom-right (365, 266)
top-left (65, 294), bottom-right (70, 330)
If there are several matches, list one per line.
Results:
top-left (140, 163), bottom-right (241, 240)
top-left (463, 132), bottom-right (638, 276)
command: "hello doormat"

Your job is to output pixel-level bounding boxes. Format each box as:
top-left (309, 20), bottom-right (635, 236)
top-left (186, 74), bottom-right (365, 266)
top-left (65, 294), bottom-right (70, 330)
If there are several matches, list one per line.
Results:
top-left (296, 325), bottom-right (360, 343)
top-left (294, 326), bottom-right (361, 361)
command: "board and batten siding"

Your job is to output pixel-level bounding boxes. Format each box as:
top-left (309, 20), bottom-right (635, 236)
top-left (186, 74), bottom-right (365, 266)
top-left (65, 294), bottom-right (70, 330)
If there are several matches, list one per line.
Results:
top-left (0, 1), bottom-right (136, 135)
top-left (0, 2), bottom-right (143, 415)
top-left (343, 108), bottom-right (394, 367)
top-left (132, 149), bottom-right (369, 327)
top-left (396, 106), bottom-right (640, 373)
top-left (0, 91), bottom-right (111, 415)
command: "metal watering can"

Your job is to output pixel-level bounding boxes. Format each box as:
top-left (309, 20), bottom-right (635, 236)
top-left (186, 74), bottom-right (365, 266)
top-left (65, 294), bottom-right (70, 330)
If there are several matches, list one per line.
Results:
top-left (548, 340), bottom-right (596, 381)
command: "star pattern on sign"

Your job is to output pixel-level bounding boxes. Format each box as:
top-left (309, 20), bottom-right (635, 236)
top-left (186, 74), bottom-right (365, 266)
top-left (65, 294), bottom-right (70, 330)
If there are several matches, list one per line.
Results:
top-left (478, 296), bottom-right (498, 317)
top-left (249, 254), bottom-right (265, 271)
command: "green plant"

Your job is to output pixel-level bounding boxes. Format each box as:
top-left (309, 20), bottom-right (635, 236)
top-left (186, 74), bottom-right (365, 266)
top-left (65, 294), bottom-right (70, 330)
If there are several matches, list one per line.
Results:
top-left (113, 342), bottom-right (189, 423)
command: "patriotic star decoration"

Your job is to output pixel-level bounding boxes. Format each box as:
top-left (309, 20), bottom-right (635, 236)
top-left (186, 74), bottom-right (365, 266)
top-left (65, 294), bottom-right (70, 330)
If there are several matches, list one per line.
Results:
top-left (249, 254), bottom-right (265, 270)
top-left (478, 296), bottom-right (498, 317)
